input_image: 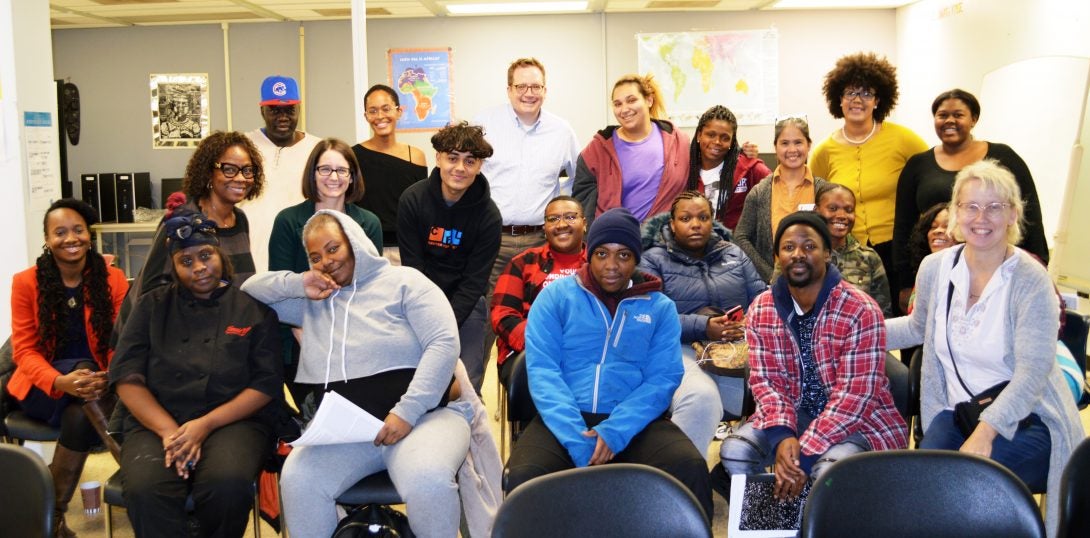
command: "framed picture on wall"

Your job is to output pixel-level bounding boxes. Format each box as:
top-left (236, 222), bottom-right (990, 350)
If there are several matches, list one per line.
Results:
top-left (387, 48), bottom-right (453, 131)
top-left (150, 73), bottom-right (209, 148)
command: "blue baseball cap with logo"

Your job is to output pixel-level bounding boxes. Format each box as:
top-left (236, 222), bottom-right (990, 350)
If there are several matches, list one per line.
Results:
top-left (259, 75), bottom-right (300, 106)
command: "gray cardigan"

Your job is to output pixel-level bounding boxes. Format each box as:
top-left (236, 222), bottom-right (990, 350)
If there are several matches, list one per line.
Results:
top-left (733, 173), bottom-right (829, 281)
top-left (886, 247), bottom-right (1084, 537)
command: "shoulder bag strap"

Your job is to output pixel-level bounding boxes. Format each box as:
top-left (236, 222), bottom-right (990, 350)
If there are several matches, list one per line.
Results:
top-left (944, 245), bottom-right (976, 398)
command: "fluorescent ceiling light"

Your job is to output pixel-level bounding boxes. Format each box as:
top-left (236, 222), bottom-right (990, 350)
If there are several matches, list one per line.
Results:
top-left (770, 0), bottom-right (914, 8)
top-left (446, 1), bottom-right (588, 15)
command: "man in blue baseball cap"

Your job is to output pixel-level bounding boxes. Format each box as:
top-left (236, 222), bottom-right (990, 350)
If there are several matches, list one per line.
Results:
top-left (244, 75), bottom-right (321, 271)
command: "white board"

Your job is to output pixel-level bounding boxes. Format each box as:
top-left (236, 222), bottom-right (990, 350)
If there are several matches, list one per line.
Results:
top-left (974, 56), bottom-right (1090, 257)
top-left (1051, 63), bottom-right (1090, 295)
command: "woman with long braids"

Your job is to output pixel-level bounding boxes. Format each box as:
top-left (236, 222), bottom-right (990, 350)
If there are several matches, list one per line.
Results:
top-left (685, 105), bottom-right (770, 231)
top-left (10, 198), bottom-right (128, 537)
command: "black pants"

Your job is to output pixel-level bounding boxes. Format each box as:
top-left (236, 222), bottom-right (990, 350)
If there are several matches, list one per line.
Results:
top-left (506, 414), bottom-right (713, 519)
top-left (120, 420), bottom-right (270, 538)
top-left (871, 240), bottom-right (903, 316)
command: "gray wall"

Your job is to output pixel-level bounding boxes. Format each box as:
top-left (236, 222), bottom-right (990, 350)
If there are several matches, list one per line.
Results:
top-left (52, 10), bottom-right (897, 201)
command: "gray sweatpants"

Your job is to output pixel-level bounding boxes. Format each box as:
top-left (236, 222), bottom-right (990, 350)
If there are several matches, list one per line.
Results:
top-left (280, 405), bottom-right (472, 538)
top-left (670, 349), bottom-right (726, 452)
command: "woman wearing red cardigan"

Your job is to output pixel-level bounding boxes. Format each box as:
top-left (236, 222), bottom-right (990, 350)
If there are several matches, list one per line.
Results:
top-left (10, 198), bottom-right (128, 536)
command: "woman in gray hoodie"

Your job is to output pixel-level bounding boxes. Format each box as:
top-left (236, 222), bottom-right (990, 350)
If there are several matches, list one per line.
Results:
top-left (242, 210), bottom-right (470, 538)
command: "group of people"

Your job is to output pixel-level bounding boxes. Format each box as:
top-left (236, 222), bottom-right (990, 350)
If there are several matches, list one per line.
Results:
top-left (5, 49), bottom-right (1083, 538)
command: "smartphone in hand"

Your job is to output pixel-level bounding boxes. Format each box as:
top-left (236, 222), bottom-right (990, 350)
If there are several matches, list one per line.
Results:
top-left (725, 305), bottom-right (744, 322)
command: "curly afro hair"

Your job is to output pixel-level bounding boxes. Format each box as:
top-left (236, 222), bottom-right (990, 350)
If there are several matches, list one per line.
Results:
top-left (822, 52), bottom-right (900, 122)
top-left (183, 131), bottom-right (265, 203)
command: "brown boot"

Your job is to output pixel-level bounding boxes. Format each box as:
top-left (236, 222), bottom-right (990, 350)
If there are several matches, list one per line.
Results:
top-left (49, 444), bottom-right (88, 538)
top-left (83, 396), bottom-right (122, 464)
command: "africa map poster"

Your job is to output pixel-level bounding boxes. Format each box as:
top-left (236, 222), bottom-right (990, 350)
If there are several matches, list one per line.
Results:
top-left (637, 30), bottom-right (779, 127)
top-left (387, 48), bottom-right (453, 131)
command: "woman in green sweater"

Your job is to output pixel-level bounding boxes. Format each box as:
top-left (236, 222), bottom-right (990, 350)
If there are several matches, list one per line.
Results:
top-left (268, 137), bottom-right (381, 406)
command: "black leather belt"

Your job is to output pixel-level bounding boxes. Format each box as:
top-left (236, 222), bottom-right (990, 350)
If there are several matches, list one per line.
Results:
top-left (501, 224), bottom-right (544, 236)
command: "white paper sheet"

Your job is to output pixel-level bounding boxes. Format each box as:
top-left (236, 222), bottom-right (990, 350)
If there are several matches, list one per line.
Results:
top-left (289, 391), bottom-right (385, 446)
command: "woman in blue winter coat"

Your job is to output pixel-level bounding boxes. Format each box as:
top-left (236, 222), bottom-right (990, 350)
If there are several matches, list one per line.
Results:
top-left (640, 190), bottom-right (768, 434)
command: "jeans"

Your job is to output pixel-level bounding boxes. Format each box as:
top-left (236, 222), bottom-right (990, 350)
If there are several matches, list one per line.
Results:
top-left (920, 410), bottom-right (1051, 492)
top-left (458, 296), bottom-right (489, 394)
top-left (720, 409), bottom-right (870, 480)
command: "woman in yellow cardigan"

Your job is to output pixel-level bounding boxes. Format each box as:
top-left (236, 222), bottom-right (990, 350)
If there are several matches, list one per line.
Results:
top-left (810, 52), bottom-right (926, 311)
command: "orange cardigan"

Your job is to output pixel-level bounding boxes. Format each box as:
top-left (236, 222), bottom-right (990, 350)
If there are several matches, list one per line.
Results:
top-left (9, 264), bottom-right (128, 400)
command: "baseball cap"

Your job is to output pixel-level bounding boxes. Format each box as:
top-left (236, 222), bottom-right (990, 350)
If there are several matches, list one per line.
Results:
top-left (260, 75), bottom-right (300, 106)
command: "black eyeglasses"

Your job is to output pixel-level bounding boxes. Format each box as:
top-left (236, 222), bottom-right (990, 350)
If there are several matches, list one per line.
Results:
top-left (214, 162), bottom-right (257, 179)
top-left (512, 84), bottom-right (545, 95)
top-left (842, 89), bottom-right (876, 102)
top-left (316, 165), bottom-right (352, 179)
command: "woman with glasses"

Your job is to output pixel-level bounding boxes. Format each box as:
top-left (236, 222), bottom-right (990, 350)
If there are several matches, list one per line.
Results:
top-left (886, 160), bottom-right (1083, 537)
top-left (811, 53), bottom-right (927, 308)
top-left (269, 138), bottom-right (382, 406)
top-left (118, 132), bottom-right (266, 338)
top-left (734, 117), bottom-right (830, 282)
top-left (892, 89), bottom-right (1048, 312)
top-left (352, 84), bottom-right (428, 263)
top-left (573, 74), bottom-right (689, 224)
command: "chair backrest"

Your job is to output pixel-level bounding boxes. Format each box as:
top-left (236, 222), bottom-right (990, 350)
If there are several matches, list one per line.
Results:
top-left (801, 450), bottom-right (1045, 538)
top-left (493, 463), bottom-right (711, 538)
top-left (1060, 436), bottom-right (1090, 538)
top-left (883, 351), bottom-right (911, 420)
top-left (505, 352), bottom-right (537, 423)
top-left (0, 444), bottom-right (55, 537)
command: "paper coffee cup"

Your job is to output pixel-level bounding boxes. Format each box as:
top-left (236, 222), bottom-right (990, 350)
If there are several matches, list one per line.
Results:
top-left (80, 481), bottom-right (101, 515)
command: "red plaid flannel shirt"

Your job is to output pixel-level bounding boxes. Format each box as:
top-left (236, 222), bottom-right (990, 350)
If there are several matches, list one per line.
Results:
top-left (746, 279), bottom-right (908, 455)
top-left (490, 243), bottom-right (585, 364)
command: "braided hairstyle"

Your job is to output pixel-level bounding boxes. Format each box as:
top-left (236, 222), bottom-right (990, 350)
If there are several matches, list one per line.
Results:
top-left (686, 106), bottom-right (740, 221)
top-left (36, 198), bottom-right (115, 359)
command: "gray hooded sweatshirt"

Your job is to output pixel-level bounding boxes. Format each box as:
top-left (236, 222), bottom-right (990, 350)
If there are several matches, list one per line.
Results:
top-left (241, 209), bottom-right (460, 426)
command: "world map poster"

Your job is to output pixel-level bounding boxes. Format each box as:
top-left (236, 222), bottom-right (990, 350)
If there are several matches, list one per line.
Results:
top-left (637, 30), bottom-right (779, 127)
top-left (387, 47), bottom-right (453, 131)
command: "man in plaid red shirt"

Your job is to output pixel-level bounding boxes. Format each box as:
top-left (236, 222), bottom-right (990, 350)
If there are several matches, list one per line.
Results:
top-left (717, 212), bottom-right (907, 501)
top-left (490, 196), bottom-right (586, 386)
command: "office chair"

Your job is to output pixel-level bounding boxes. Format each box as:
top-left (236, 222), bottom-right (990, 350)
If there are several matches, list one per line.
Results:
top-left (493, 463), bottom-right (711, 538)
top-left (1, 337), bottom-right (61, 445)
top-left (0, 443), bottom-right (54, 537)
top-left (1059, 436), bottom-right (1090, 538)
top-left (884, 351), bottom-right (912, 421)
top-left (801, 449), bottom-right (1045, 538)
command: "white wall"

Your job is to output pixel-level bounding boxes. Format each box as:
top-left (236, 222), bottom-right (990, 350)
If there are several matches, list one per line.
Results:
top-left (1, 0), bottom-right (60, 341)
top-left (51, 10), bottom-right (898, 189)
top-left (895, 0), bottom-right (1090, 248)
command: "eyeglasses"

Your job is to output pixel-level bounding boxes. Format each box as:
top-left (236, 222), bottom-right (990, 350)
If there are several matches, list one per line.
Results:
top-left (365, 105), bottom-right (398, 117)
top-left (512, 84), bottom-right (545, 95)
top-left (214, 162), bottom-right (257, 179)
top-left (842, 89), bottom-right (876, 102)
top-left (316, 165), bottom-right (352, 179)
top-left (957, 202), bottom-right (1010, 219)
top-left (545, 213), bottom-right (582, 224)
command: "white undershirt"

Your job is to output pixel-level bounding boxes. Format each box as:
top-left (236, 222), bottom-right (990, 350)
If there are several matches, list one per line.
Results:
top-left (700, 162), bottom-right (726, 212)
top-left (935, 248), bottom-right (1018, 407)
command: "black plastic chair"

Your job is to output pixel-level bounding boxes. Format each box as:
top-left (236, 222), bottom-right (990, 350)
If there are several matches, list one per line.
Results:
top-left (801, 449), bottom-right (1045, 538)
top-left (0, 337), bottom-right (61, 445)
top-left (493, 463), bottom-right (711, 538)
top-left (505, 351), bottom-right (537, 444)
top-left (0, 443), bottom-right (54, 537)
top-left (335, 470), bottom-right (402, 507)
top-left (1059, 436), bottom-right (1090, 538)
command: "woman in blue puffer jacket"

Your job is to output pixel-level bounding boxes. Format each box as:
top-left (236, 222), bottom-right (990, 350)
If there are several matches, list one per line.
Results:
top-left (640, 190), bottom-right (768, 432)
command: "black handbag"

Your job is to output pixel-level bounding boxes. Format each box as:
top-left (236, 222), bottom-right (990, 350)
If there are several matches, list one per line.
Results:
top-left (331, 503), bottom-right (415, 538)
top-left (944, 246), bottom-right (1024, 438)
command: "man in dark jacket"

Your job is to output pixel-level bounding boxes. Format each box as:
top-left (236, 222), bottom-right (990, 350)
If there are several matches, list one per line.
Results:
top-left (398, 121), bottom-right (501, 393)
